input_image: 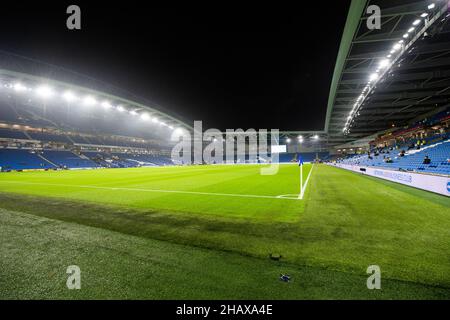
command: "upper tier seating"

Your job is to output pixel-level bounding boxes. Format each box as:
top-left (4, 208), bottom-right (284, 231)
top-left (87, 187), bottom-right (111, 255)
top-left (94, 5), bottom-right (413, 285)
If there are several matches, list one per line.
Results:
top-left (0, 128), bottom-right (28, 140)
top-left (27, 131), bottom-right (72, 143)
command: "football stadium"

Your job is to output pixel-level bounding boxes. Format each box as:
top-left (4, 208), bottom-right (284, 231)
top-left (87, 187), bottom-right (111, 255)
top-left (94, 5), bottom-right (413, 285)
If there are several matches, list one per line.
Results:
top-left (0, 1), bottom-right (450, 302)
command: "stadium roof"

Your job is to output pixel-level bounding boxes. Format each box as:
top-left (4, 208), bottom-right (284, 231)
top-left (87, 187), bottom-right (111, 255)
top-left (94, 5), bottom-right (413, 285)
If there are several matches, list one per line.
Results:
top-left (326, 0), bottom-right (450, 146)
top-left (0, 52), bottom-right (193, 133)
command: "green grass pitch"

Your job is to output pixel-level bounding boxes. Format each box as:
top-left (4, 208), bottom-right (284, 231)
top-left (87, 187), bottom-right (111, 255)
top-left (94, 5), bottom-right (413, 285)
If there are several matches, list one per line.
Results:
top-left (0, 164), bottom-right (449, 299)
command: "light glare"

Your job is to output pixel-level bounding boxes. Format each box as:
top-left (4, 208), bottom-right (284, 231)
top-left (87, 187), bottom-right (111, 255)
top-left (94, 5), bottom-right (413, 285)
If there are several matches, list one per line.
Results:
top-left (83, 95), bottom-right (97, 106)
top-left (13, 83), bottom-right (27, 92)
top-left (379, 59), bottom-right (390, 68)
top-left (63, 91), bottom-right (76, 102)
top-left (35, 85), bottom-right (54, 98)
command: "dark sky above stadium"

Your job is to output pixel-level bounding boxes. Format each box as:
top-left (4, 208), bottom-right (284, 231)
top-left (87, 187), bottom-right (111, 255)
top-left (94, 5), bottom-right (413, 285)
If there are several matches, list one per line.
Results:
top-left (0, 1), bottom-right (350, 131)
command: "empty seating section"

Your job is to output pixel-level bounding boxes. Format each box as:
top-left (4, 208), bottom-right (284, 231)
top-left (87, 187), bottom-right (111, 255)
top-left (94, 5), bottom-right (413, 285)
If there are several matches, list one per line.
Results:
top-left (41, 150), bottom-right (99, 168)
top-left (0, 128), bottom-right (28, 140)
top-left (27, 131), bottom-right (71, 143)
top-left (278, 152), bottom-right (329, 163)
top-left (85, 152), bottom-right (173, 168)
top-left (119, 153), bottom-right (173, 166)
top-left (0, 149), bottom-right (54, 170)
top-left (0, 125), bottom-right (158, 149)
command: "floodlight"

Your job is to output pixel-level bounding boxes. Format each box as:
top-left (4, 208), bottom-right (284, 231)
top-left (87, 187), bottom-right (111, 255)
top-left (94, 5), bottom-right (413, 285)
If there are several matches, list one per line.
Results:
top-left (403, 33), bottom-right (409, 38)
top-left (379, 59), bottom-right (390, 69)
top-left (297, 135), bottom-right (303, 139)
top-left (312, 135), bottom-right (319, 140)
top-left (152, 117), bottom-right (159, 123)
top-left (63, 91), bottom-right (76, 102)
top-left (101, 101), bottom-right (112, 109)
top-left (13, 83), bottom-right (27, 92)
top-left (117, 105), bottom-right (125, 112)
top-left (428, 3), bottom-right (435, 10)
top-left (130, 110), bottom-right (138, 116)
top-left (412, 19), bottom-right (421, 26)
top-left (83, 95), bottom-right (97, 106)
top-left (408, 27), bottom-right (415, 33)
top-left (369, 73), bottom-right (379, 81)
top-left (140, 113), bottom-right (150, 121)
top-left (35, 85), bottom-right (54, 98)
top-left (174, 128), bottom-right (183, 134)
top-left (420, 13), bottom-right (429, 18)
top-left (286, 138), bottom-right (291, 143)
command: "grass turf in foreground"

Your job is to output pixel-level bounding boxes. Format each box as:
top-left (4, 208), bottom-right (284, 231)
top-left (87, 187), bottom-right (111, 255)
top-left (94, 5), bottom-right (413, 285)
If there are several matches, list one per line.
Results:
top-left (1, 208), bottom-right (449, 299)
top-left (0, 164), bottom-right (449, 299)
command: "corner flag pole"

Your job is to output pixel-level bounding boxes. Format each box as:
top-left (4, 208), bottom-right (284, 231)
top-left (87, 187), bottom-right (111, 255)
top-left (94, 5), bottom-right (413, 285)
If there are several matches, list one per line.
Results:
top-left (299, 156), bottom-right (303, 196)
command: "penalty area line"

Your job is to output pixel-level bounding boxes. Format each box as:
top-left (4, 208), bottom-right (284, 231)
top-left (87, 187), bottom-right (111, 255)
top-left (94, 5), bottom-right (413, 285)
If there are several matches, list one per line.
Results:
top-left (0, 180), bottom-right (302, 201)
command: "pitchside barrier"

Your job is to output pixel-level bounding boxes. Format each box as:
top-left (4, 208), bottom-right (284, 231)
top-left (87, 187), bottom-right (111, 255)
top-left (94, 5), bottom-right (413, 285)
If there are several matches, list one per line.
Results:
top-left (330, 163), bottom-right (450, 197)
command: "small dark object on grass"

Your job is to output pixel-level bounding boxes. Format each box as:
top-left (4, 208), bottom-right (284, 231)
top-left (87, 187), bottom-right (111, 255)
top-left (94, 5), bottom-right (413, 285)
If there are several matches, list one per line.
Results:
top-left (269, 253), bottom-right (282, 261)
top-left (280, 274), bottom-right (291, 282)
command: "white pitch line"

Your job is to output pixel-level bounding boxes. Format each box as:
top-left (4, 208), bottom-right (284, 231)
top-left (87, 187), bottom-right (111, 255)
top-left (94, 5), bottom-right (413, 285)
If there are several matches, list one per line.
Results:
top-left (298, 164), bottom-right (314, 199)
top-left (0, 180), bottom-right (302, 201)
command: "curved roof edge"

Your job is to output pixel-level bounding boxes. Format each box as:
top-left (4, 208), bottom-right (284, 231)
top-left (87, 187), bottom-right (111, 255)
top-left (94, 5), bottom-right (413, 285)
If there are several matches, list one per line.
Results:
top-left (324, 0), bottom-right (367, 133)
top-left (0, 68), bottom-right (193, 131)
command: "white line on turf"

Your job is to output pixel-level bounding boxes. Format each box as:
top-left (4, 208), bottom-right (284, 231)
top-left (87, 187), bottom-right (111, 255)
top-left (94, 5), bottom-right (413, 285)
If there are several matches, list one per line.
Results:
top-left (0, 180), bottom-right (304, 201)
top-left (298, 164), bottom-right (314, 199)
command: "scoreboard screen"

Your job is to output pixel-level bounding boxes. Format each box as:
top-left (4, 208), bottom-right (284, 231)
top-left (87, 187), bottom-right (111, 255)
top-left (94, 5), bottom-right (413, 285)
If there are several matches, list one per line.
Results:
top-left (271, 145), bottom-right (287, 153)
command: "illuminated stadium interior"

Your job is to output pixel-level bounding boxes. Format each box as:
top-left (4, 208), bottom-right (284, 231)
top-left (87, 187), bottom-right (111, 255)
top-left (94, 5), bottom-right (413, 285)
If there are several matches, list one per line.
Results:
top-left (0, 0), bottom-right (449, 303)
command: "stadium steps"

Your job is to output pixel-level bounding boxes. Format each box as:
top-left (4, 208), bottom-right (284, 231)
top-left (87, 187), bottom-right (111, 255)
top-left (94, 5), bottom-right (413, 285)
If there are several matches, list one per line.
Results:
top-left (65, 134), bottom-right (76, 144)
top-left (403, 139), bottom-right (449, 157)
top-left (73, 151), bottom-right (91, 160)
top-left (36, 153), bottom-right (58, 168)
top-left (23, 131), bottom-right (33, 140)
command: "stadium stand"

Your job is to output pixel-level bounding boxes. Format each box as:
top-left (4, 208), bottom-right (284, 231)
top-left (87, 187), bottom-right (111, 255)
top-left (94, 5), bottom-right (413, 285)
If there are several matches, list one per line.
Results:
top-left (27, 131), bottom-right (72, 143)
top-left (278, 152), bottom-right (329, 163)
top-left (337, 131), bottom-right (450, 175)
top-left (0, 128), bottom-right (29, 140)
top-left (41, 150), bottom-right (100, 169)
top-left (0, 149), bottom-right (55, 170)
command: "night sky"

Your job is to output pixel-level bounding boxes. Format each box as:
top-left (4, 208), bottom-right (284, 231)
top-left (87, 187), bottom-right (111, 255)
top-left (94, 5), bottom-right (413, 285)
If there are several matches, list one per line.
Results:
top-left (0, 1), bottom-right (350, 131)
